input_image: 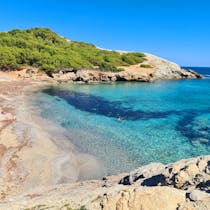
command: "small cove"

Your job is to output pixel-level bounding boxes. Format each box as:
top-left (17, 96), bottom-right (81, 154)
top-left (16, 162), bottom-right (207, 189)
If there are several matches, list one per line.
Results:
top-left (29, 68), bottom-right (210, 177)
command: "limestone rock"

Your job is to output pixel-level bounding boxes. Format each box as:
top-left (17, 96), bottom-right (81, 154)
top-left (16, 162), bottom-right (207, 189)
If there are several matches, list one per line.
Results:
top-left (145, 53), bottom-right (203, 81)
top-left (120, 155), bottom-right (210, 192)
top-left (0, 156), bottom-right (210, 210)
top-left (163, 156), bottom-right (210, 191)
top-left (189, 190), bottom-right (210, 202)
top-left (178, 200), bottom-right (210, 210)
top-left (120, 163), bottom-right (165, 185)
top-left (100, 187), bottom-right (185, 210)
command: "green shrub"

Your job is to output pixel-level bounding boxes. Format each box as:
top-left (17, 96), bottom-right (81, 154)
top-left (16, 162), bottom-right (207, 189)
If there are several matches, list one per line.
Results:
top-left (98, 62), bottom-right (124, 72)
top-left (0, 28), bottom-right (145, 73)
top-left (0, 47), bottom-right (18, 70)
top-left (122, 53), bottom-right (144, 65)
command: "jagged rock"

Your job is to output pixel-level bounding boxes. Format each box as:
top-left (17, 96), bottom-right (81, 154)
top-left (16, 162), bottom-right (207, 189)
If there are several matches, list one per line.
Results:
top-left (52, 72), bottom-right (77, 82)
top-left (119, 155), bottom-right (210, 193)
top-left (163, 156), bottom-right (210, 191)
top-left (0, 156), bottom-right (210, 210)
top-left (189, 190), bottom-right (210, 202)
top-left (205, 161), bottom-right (210, 175)
top-left (188, 70), bottom-right (203, 78)
top-left (120, 163), bottom-right (165, 185)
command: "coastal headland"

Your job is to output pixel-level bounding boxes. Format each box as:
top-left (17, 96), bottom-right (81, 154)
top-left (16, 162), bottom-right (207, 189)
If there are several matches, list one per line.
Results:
top-left (0, 28), bottom-right (203, 84)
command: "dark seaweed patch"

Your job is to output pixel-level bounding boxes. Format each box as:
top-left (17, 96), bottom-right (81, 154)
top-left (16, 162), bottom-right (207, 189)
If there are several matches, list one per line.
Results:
top-left (43, 87), bottom-right (173, 121)
top-left (42, 87), bottom-right (210, 146)
top-left (176, 109), bottom-right (210, 146)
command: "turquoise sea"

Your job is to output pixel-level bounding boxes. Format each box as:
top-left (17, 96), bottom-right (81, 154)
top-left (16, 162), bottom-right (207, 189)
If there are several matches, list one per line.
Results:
top-left (31, 67), bottom-right (210, 176)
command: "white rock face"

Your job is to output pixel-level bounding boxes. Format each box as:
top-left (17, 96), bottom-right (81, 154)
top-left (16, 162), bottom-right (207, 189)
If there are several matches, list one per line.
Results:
top-left (145, 53), bottom-right (201, 80)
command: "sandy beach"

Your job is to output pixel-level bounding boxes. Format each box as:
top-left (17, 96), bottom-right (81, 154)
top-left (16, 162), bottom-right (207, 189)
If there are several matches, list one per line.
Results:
top-left (0, 74), bottom-right (104, 201)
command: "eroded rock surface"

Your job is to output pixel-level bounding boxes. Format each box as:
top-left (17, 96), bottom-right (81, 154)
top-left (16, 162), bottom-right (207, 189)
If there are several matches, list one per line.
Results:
top-left (0, 156), bottom-right (209, 210)
top-left (51, 53), bottom-right (203, 83)
top-left (120, 156), bottom-right (210, 191)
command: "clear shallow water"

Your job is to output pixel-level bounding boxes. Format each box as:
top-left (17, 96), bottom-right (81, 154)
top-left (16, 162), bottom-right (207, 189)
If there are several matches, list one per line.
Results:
top-left (31, 67), bottom-right (210, 176)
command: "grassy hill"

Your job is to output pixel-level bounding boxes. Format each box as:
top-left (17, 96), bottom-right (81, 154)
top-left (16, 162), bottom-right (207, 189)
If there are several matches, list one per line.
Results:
top-left (0, 28), bottom-right (145, 73)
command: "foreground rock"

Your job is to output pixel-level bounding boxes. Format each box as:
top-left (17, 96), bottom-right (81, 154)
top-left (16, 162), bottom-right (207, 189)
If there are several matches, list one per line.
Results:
top-left (0, 156), bottom-right (209, 210)
top-left (120, 156), bottom-right (210, 192)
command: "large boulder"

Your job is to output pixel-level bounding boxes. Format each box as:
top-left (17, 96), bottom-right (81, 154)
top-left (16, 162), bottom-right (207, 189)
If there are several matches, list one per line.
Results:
top-left (120, 156), bottom-right (210, 192)
top-left (120, 163), bottom-right (165, 185)
top-left (100, 186), bottom-right (185, 210)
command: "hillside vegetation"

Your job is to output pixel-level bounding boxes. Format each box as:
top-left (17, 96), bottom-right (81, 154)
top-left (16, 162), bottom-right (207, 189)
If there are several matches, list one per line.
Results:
top-left (0, 28), bottom-right (145, 73)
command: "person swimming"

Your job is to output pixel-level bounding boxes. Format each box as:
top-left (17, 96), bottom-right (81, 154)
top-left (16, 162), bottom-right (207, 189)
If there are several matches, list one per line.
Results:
top-left (117, 116), bottom-right (124, 122)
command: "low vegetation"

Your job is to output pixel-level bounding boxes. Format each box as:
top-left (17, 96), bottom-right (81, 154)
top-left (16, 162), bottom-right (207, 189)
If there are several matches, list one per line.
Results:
top-left (0, 28), bottom-right (145, 73)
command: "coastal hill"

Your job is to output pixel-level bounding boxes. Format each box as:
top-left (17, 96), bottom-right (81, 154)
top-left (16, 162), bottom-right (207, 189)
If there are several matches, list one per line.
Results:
top-left (0, 28), bottom-right (203, 82)
top-left (0, 28), bottom-right (145, 72)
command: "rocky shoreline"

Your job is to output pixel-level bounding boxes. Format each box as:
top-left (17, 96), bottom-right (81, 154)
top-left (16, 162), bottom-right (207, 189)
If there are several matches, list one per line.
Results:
top-left (49, 53), bottom-right (204, 83)
top-left (0, 54), bottom-right (208, 210)
top-left (0, 53), bottom-right (203, 83)
top-left (0, 155), bottom-right (209, 210)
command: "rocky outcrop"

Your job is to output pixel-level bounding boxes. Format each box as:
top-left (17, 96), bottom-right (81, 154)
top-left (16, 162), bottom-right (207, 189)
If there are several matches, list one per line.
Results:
top-left (52, 69), bottom-right (152, 83)
top-left (120, 156), bottom-right (210, 192)
top-left (100, 186), bottom-right (186, 210)
top-left (52, 67), bottom-right (202, 83)
top-left (50, 53), bottom-right (203, 83)
top-left (1, 156), bottom-right (209, 210)
top-left (144, 53), bottom-right (203, 81)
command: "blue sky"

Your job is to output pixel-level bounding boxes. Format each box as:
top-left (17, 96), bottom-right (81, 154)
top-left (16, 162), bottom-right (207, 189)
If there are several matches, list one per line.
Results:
top-left (0, 0), bottom-right (209, 66)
